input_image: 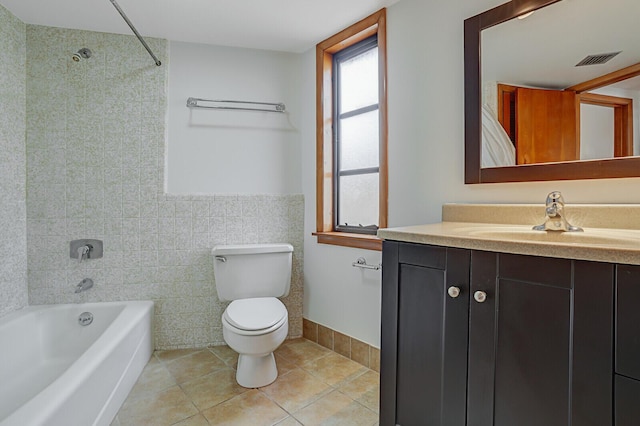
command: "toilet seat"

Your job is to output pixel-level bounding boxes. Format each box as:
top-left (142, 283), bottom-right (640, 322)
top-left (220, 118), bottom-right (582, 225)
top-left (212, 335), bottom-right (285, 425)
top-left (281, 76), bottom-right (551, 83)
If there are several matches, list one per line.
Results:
top-left (224, 297), bottom-right (287, 333)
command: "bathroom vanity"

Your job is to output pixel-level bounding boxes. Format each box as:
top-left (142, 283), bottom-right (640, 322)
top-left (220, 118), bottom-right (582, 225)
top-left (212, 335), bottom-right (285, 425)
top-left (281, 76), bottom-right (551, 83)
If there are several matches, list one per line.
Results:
top-left (378, 204), bottom-right (640, 426)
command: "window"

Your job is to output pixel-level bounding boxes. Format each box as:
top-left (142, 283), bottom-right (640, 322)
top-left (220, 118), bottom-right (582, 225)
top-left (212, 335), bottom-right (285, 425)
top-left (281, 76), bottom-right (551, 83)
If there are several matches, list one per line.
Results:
top-left (314, 9), bottom-right (387, 251)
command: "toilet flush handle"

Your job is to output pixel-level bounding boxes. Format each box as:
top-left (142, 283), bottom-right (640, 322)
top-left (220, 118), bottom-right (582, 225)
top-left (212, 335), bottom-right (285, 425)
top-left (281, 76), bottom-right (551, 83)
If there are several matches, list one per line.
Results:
top-left (215, 256), bottom-right (227, 263)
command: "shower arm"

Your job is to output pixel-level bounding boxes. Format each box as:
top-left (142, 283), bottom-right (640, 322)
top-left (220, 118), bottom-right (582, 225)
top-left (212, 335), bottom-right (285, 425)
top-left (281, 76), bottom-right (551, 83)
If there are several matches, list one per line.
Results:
top-left (109, 0), bottom-right (162, 66)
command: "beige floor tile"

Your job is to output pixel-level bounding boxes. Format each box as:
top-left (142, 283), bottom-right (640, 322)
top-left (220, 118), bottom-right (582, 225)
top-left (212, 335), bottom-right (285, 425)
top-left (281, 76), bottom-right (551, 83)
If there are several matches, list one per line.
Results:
top-left (339, 370), bottom-right (380, 414)
top-left (166, 349), bottom-right (228, 384)
top-left (209, 345), bottom-right (238, 368)
top-left (275, 338), bottom-right (331, 365)
top-left (125, 360), bottom-right (176, 401)
top-left (274, 353), bottom-right (297, 376)
top-left (259, 368), bottom-right (332, 413)
top-left (116, 338), bottom-right (381, 426)
top-left (275, 416), bottom-right (304, 425)
top-left (155, 348), bottom-right (203, 363)
top-left (293, 390), bottom-right (378, 426)
top-left (172, 414), bottom-right (211, 426)
top-left (117, 385), bottom-right (198, 426)
top-left (302, 352), bottom-right (367, 387)
top-left (201, 389), bottom-right (288, 426)
top-left (180, 368), bottom-right (247, 411)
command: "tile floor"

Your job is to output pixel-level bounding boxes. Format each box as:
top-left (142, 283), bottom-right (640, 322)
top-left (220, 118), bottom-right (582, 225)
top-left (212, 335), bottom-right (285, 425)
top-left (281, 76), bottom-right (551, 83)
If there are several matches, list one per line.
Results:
top-left (111, 338), bottom-right (380, 425)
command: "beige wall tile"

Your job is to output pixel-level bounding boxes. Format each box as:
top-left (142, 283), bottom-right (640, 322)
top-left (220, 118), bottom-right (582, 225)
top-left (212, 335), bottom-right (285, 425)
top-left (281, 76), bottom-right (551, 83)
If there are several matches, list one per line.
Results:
top-left (370, 347), bottom-right (380, 373)
top-left (350, 338), bottom-right (370, 368)
top-left (334, 332), bottom-right (351, 359)
top-left (302, 318), bottom-right (318, 342)
top-left (317, 324), bottom-right (334, 350)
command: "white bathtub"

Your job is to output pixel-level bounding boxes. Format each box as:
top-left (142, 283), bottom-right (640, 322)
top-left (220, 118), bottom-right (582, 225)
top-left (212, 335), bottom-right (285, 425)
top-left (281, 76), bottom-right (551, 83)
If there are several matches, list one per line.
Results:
top-left (0, 301), bottom-right (154, 426)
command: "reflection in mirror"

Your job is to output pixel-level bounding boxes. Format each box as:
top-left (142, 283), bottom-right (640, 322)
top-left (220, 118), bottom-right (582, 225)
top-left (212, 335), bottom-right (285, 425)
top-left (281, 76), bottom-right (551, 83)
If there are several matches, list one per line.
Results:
top-left (464, 0), bottom-right (640, 183)
top-left (481, 0), bottom-right (640, 168)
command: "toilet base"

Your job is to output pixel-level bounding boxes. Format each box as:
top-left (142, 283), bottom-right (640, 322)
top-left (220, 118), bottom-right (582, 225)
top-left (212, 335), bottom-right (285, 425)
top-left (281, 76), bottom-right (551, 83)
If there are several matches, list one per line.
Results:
top-left (236, 352), bottom-right (278, 388)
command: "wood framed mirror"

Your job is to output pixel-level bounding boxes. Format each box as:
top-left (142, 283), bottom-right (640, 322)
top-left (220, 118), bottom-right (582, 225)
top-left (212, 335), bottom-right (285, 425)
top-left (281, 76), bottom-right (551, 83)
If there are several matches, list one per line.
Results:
top-left (464, 0), bottom-right (640, 184)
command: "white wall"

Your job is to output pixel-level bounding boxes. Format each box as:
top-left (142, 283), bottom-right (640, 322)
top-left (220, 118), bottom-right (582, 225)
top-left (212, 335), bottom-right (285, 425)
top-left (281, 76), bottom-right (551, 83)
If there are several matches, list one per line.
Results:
top-left (300, 0), bottom-right (640, 348)
top-left (581, 104), bottom-right (614, 160)
top-left (167, 41), bottom-right (301, 195)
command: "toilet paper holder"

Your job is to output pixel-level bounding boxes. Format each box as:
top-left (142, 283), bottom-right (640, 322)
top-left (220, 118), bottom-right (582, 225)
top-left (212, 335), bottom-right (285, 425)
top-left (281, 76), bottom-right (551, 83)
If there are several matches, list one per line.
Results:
top-left (352, 257), bottom-right (381, 271)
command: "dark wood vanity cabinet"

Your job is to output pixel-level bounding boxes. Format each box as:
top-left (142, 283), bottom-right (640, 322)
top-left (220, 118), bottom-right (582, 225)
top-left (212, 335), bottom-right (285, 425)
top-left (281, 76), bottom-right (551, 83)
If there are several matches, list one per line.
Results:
top-left (380, 242), bottom-right (470, 426)
top-left (615, 265), bottom-right (640, 425)
top-left (380, 241), bottom-right (618, 426)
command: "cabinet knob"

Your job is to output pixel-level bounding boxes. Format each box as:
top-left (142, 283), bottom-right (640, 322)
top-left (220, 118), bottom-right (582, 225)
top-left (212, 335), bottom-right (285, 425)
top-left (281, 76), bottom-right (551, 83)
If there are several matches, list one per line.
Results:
top-left (447, 286), bottom-right (461, 298)
top-left (474, 291), bottom-right (487, 303)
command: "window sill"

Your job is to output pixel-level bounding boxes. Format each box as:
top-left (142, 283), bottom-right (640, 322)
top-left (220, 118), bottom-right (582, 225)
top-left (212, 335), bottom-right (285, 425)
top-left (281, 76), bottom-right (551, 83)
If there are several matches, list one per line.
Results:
top-left (313, 231), bottom-right (382, 251)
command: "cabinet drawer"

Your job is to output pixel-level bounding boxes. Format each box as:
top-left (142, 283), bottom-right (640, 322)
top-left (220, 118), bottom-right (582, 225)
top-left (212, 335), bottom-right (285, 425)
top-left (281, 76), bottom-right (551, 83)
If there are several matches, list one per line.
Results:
top-left (616, 265), bottom-right (640, 379)
top-left (615, 375), bottom-right (640, 426)
top-left (398, 242), bottom-right (446, 269)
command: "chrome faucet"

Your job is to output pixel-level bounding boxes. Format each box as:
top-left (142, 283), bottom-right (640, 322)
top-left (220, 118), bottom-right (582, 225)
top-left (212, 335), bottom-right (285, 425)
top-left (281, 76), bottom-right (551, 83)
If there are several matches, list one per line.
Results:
top-left (75, 278), bottom-right (94, 293)
top-left (77, 245), bottom-right (91, 263)
top-left (533, 191), bottom-right (583, 232)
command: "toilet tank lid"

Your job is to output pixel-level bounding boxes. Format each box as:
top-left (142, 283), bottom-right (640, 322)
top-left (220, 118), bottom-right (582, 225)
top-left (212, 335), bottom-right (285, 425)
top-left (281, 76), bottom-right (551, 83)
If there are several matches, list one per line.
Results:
top-left (212, 243), bottom-right (293, 256)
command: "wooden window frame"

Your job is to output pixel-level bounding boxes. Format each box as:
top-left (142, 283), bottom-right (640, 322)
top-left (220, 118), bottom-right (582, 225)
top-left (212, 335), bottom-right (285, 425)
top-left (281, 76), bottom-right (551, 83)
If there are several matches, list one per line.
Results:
top-left (314, 9), bottom-right (388, 251)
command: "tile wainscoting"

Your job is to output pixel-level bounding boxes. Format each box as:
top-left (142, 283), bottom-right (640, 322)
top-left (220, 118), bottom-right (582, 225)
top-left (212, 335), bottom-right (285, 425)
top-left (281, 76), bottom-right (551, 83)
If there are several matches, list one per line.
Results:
top-left (303, 319), bottom-right (380, 372)
top-left (24, 24), bottom-right (304, 349)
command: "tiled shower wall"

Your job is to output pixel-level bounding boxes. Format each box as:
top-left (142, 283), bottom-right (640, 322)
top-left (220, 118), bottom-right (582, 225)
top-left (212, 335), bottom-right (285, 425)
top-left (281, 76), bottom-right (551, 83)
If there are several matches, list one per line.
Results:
top-left (0, 5), bottom-right (28, 318)
top-left (25, 25), bottom-right (303, 348)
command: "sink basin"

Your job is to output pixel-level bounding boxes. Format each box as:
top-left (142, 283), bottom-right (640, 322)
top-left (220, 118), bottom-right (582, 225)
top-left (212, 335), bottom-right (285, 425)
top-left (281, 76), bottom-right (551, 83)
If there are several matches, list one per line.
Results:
top-left (451, 225), bottom-right (640, 248)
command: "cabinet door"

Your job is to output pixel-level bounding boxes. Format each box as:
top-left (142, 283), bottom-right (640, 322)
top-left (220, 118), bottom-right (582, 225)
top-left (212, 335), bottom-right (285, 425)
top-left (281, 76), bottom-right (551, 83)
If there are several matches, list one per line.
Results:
top-left (380, 242), bottom-right (470, 426)
top-left (467, 252), bottom-right (613, 426)
top-left (615, 375), bottom-right (640, 426)
top-left (616, 264), bottom-right (640, 380)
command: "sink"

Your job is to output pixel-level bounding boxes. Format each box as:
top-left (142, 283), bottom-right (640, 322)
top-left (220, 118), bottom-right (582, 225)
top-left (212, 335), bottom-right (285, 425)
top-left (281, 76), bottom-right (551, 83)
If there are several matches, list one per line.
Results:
top-left (451, 225), bottom-right (640, 248)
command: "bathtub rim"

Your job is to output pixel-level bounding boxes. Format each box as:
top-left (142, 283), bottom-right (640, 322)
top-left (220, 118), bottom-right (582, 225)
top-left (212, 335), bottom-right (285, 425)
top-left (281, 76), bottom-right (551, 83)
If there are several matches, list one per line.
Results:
top-left (0, 300), bottom-right (154, 426)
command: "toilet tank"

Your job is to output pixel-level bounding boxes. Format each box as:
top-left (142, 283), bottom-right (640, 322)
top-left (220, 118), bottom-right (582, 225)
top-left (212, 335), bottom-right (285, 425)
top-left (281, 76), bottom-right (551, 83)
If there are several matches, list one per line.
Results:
top-left (212, 243), bottom-right (293, 302)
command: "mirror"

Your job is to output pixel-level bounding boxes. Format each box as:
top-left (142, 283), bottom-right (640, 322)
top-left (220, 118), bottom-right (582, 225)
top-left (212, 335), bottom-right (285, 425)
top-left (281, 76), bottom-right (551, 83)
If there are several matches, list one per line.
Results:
top-left (464, 0), bottom-right (640, 183)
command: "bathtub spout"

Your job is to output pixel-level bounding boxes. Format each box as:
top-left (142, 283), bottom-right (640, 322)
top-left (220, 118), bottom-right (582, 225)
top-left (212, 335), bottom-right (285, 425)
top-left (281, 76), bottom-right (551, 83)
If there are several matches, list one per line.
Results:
top-left (75, 278), bottom-right (94, 293)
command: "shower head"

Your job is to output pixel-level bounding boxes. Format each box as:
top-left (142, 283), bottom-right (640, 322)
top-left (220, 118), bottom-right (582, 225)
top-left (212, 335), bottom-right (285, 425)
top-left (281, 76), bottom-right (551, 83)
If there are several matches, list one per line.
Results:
top-left (72, 48), bottom-right (92, 62)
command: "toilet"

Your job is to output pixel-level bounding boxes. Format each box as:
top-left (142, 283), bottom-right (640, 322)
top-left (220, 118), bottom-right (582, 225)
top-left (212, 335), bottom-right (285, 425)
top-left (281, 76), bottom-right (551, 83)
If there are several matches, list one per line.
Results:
top-left (212, 243), bottom-right (293, 388)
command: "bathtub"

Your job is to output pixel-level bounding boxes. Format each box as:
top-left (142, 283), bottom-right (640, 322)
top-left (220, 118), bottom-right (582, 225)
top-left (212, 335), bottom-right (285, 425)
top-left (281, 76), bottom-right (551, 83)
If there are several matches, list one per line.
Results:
top-left (0, 301), bottom-right (154, 426)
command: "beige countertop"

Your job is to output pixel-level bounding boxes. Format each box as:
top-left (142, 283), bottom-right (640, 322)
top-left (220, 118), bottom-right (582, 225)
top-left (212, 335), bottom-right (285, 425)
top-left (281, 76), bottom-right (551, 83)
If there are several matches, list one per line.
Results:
top-left (377, 204), bottom-right (640, 265)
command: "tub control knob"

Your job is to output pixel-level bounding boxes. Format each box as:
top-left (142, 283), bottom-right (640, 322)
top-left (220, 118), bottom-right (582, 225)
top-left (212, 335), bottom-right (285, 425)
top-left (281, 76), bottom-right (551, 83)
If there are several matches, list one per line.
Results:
top-left (474, 291), bottom-right (487, 303)
top-left (447, 286), bottom-right (461, 298)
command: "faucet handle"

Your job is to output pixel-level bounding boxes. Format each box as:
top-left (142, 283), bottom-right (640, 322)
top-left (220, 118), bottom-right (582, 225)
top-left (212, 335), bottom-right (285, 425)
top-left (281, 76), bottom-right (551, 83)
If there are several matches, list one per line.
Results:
top-left (70, 239), bottom-right (103, 262)
top-left (546, 191), bottom-right (565, 206)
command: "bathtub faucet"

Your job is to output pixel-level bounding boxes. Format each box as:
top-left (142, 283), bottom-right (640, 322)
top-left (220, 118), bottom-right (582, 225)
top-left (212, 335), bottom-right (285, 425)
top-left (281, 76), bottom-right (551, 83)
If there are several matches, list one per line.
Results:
top-left (75, 278), bottom-right (94, 293)
top-left (77, 245), bottom-right (91, 263)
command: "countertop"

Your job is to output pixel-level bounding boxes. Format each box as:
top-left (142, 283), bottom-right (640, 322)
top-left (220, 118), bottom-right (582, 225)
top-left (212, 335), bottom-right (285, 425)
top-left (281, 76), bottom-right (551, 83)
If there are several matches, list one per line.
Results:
top-left (377, 204), bottom-right (640, 265)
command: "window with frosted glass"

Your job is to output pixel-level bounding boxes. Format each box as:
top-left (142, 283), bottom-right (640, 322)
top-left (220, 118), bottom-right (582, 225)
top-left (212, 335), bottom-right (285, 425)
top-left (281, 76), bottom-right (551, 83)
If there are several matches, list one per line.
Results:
top-left (333, 35), bottom-right (379, 234)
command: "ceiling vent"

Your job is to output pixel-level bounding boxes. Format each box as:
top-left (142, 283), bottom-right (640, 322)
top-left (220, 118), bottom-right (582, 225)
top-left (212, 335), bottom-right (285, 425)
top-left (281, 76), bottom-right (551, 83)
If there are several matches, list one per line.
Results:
top-left (575, 51), bottom-right (621, 67)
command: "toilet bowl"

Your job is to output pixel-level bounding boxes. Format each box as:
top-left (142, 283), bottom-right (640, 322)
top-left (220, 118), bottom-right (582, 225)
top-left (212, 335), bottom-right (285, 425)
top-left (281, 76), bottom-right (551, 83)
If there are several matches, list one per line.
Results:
top-left (222, 297), bottom-right (288, 387)
top-left (212, 243), bottom-right (293, 388)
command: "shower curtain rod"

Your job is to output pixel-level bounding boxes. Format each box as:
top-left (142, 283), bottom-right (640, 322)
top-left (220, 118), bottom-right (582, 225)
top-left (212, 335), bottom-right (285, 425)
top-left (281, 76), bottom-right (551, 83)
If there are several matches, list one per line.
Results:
top-left (186, 97), bottom-right (287, 113)
top-left (109, 0), bottom-right (162, 66)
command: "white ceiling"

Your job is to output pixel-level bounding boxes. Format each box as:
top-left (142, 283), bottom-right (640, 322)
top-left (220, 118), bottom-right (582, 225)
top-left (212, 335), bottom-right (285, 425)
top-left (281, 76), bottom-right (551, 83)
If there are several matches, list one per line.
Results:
top-left (482, 0), bottom-right (640, 91)
top-left (0, 0), bottom-right (399, 53)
